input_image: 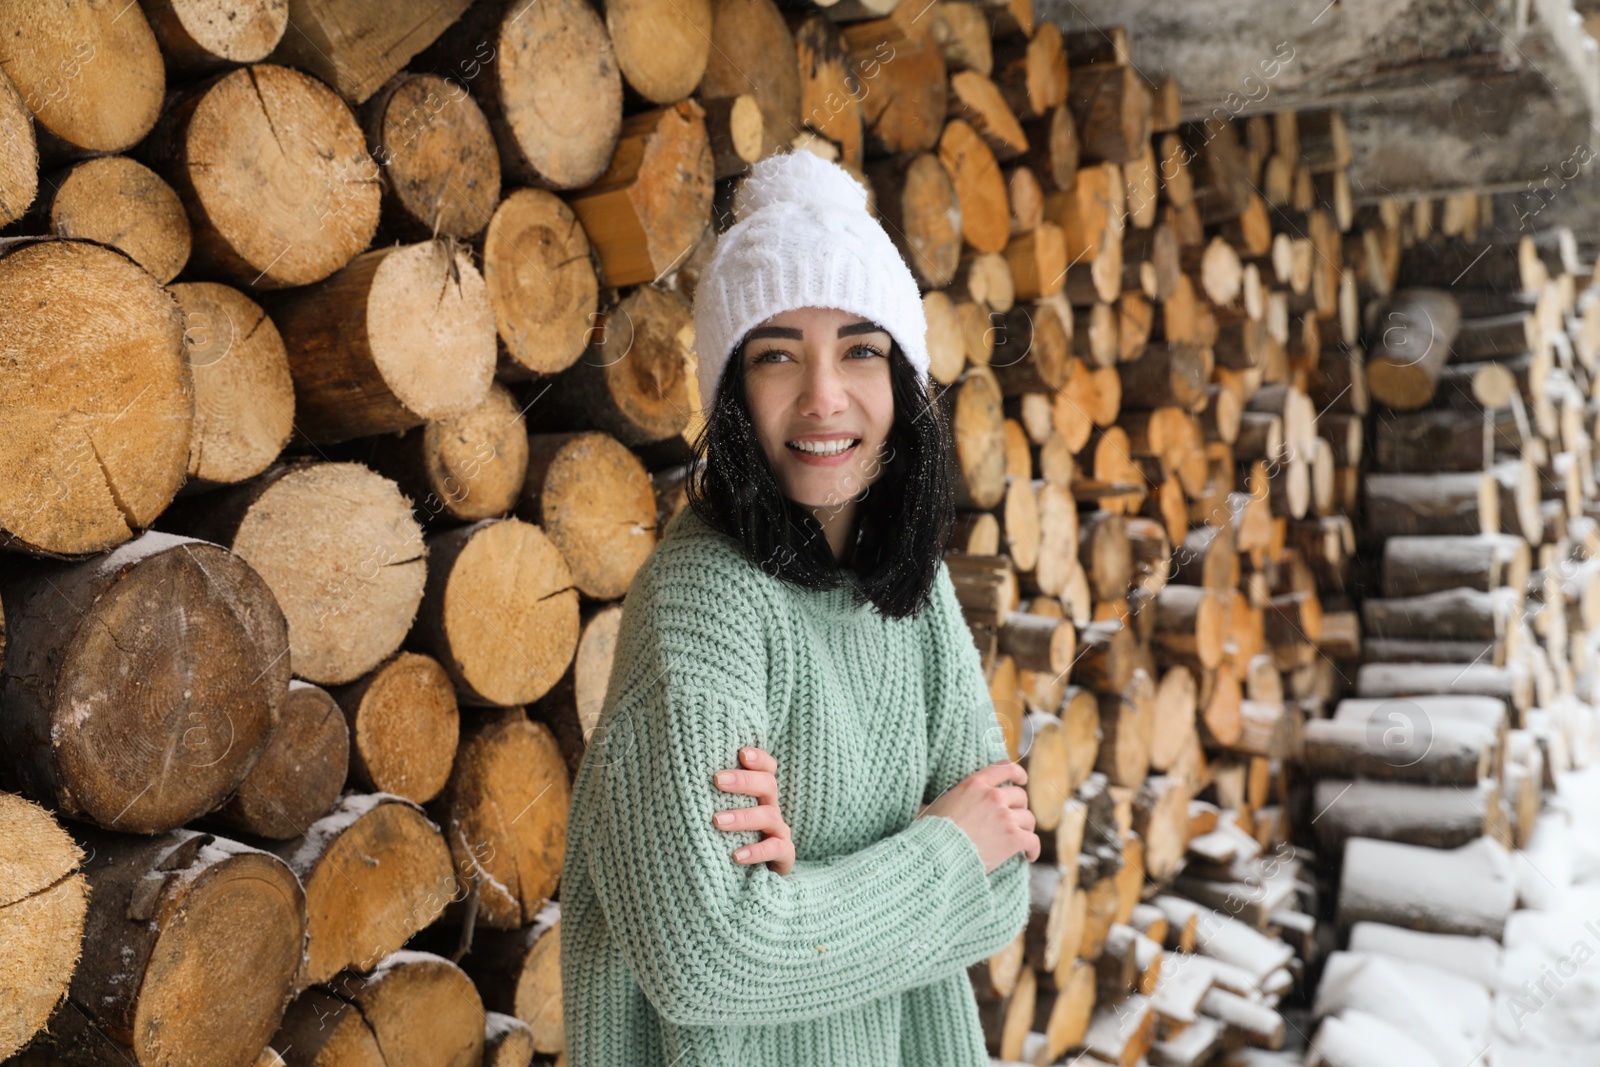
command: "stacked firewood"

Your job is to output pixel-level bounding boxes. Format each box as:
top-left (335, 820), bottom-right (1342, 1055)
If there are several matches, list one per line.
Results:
top-left (3, 2), bottom-right (1600, 1067)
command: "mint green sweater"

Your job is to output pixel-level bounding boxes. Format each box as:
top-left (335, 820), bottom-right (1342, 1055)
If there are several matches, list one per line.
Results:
top-left (559, 505), bottom-right (1030, 1066)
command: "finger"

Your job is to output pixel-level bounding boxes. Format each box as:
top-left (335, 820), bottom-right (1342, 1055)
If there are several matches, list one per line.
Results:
top-left (713, 768), bottom-right (778, 804)
top-left (713, 803), bottom-right (790, 840)
top-left (1024, 831), bottom-right (1041, 862)
top-left (976, 759), bottom-right (1027, 787)
top-left (998, 783), bottom-right (1030, 809)
top-left (739, 746), bottom-right (778, 775)
top-left (733, 833), bottom-right (794, 865)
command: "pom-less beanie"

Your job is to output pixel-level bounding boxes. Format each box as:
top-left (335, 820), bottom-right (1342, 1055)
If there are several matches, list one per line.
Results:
top-left (691, 150), bottom-right (931, 413)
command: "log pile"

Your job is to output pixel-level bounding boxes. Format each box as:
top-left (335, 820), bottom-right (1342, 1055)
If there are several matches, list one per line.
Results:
top-left (1, 3), bottom-right (1599, 1067)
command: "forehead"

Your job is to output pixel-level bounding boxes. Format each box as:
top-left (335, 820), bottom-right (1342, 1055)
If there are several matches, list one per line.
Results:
top-left (744, 315), bottom-right (890, 343)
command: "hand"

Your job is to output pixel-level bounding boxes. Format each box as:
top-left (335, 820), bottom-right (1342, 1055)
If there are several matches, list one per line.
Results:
top-left (918, 760), bottom-right (1040, 873)
top-left (712, 745), bottom-right (794, 876)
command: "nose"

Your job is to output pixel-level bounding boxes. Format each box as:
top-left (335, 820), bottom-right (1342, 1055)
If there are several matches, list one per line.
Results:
top-left (797, 349), bottom-right (849, 419)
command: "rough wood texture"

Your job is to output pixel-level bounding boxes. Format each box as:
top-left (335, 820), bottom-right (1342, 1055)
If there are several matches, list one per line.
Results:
top-left (0, 238), bottom-right (191, 557)
top-left (0, 531), bottom-right (289, 833)
top-left (138, 63), bottom-right (380, 288)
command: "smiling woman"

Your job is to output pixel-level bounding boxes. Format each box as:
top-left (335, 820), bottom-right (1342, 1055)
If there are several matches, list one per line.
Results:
top-left (559, 148), bottom-right (1039, 1067)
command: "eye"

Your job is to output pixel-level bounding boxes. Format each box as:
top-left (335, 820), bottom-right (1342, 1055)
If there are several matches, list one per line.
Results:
top-left (849, 343), bottom-right (887, 359)
top-left (751, 347), bottom-right (791, 364)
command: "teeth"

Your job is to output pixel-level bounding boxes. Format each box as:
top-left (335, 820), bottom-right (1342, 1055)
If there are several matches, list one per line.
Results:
top-left (789, 438), bottom-right (857, 456)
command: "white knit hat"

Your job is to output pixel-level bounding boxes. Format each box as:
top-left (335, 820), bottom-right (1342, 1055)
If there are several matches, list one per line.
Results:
top-left (692, 150), bottom-right (930, 413)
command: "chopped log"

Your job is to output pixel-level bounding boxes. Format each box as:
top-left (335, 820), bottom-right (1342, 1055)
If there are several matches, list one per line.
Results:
top-left (1354, 662), bottom-right (1532, 715)
top-left (1337, 836), bottom-right (1515, 938)
top-left (0, 3), bottom-right (163, 158)
top-left (940, 117), bottom-right (1004, 255)
top-left (947, 70), bottom-right (1027, 163)
top-left (272, 794), bottom-right (456, 989)
top-left (1362, 587), bottom-right (1519, 645)
top-left (482, 1012), bottom-right (536, 1067)
top-left (1067, 64), bottom-right (1151, 165)
top-left (1118, 343), bottom-right (1208, 411)
top-left (841, 19), bottom-right (946, 155)
top-left (1095, 669), bottom-right (1153, 787)
top-left (349, 381), bottom-right (529, 525)
top-left (359, 72), bottom-right (501, 240)
top-left (991, 22), bottom-right (1065, 121)
top-left (140, 0), bottom-right (287, 73)
top-left (564, 100), bottom-right (714, 286)
top-left (0, 531), bottom-right (288, 833)
top-left (434, 708), bottom-right (572, 929)
top-left (1362, 471), bottom-right (1498, 539)
top-left (597, 0), bottom-right (712, 106)
top-left (1398, 238), bottom-right (1544, 293)
top-left (1312, 778), bottom-right (1501, 851)
top-left (1152, 585), bottom-right (1227, 670)
top-left (1379, 534), bottom-right (1530, 598)
top-left (794, 15), bottom-right (863, 162)
top-left (478, 188), bottom-right (600, 379)
top-left (35, 155), bottom-right (190, 282)
top-left (331, 652), bottom-right (460, 805)
top-left (1301, 719), bottom-right (1493, 785)
top-left (212, 680), bottom-right (350, 840)
top-left (534, 285), bottom-right (698, 454)
top-left (265, 240), bottom-right (496, 444)
top-left (159, 460), bottom-right (427, 686)
top-left (0, 238), bottom-right (191, 557)
top-left (36, 828), bottom-right (304, 1067)
top-left (865, 152), bottom-right (963, 289)
top-left (274, 950), bottom-right (484, 1067)
top-left (699, 92), bottom-right (763, 177)
top-left (139, 63), bottom-right (380, 287)
top-left (0, 66), bottom-right (36, 226)
top-left (171, 281), bottom-right (295, 490)
top-left (412, 518), bottom-right (581, 707)
top-left (0, 793), bottom-right (88, 1059)
top-left (1366, 288), bottom-right (1461, 410)
top-left (452, 902), bottom-right (562, 1052)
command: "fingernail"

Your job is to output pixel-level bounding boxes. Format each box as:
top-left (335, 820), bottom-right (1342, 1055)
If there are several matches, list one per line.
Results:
top-left (742, 747), bottom-right (755, 760)
top-left (735, 847), bottom-right (750, 860)
top-left (715, 771), bottom-right (732, 786)
top-left (716, 812), bottom-right (733, 826)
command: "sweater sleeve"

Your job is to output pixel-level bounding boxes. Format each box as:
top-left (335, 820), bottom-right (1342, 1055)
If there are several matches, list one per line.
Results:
top-left (585, 551), bottom-right (1009, 1028)
top-left (911, 560), bottom-right (1032, 971)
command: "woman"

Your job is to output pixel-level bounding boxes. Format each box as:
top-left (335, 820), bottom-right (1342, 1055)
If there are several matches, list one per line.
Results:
top-left (559, 149), bottom-right (1039, 1066)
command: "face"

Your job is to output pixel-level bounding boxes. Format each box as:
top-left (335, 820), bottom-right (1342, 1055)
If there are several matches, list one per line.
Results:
top-left (739, 306), bottom-right (896, 514)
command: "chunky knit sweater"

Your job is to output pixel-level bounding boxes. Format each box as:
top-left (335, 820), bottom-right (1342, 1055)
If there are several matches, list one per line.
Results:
top-left (559, 505), bottom-right (1030, 1066)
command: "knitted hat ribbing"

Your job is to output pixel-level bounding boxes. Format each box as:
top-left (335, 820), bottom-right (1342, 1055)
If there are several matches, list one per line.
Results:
top-left (692, 150), bottom-right (930, 413)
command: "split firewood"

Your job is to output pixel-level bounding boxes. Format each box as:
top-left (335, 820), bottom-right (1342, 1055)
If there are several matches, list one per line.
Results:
top-left (264, 240), bottom-right (497, 444)
top-left (211, 680), bottom-right (350, 840)
top-left (0, 531), bottom-right (288, 833)
top-left (172, 281), bottom-right (295, 491)
top-left (359, 72), bottom-right (501, 240)
top-left (0, 794), bottom-right (88, 1059)
top-left (272, 950), bottom-right (484, 1067)
top-left (411, 517), bottom-right (581, 707)
top-left (0, 238), bottom-right (191, 556)
top-left (271, 794), bottom-right (456, 989)
top-left (432, 708), bottom-right (572, 929)
top-left (32, 829), bottom-right (305, 1067)
top-left (564, 100), bottom-right (715, 286)
top-left (139, 63), bottom-right (380, 287)
top-left (159, 460), bottom-right (427, 686)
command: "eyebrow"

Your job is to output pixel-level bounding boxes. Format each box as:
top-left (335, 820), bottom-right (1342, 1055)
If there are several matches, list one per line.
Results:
top-left (743, 320), bottom-right (889, 342)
